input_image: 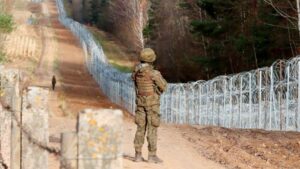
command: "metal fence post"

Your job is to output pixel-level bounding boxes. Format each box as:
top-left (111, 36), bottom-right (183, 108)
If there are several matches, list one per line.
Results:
top-left (176, 89), bottom-right (180, 124)
top-left (170, 90), bottom-right (174, 123)
top-left (259, 70), bottom-right (262, 129)
top-left (191, 87), bottom-right (195, 124)
top-left (206, 86), bottom-right (209, 125)
top-left (285, 66), bottom-right (290, 131)
top-left (239, 76), bottom-right (243, 128)
top-left (198, 85), bottom-right (202, 125)
top-left (223, 78), bottom-right (227, 127)
top-left (249, 73), bottom-right (252, 128)
top-left (213, 83), bottom-right (216, 125)
top-left (181, 87), bottom-right (186, 124)
top-left (270, 66), bottom-right (274, 130)
top-left (298, 62), bottom-right (300, 131)
top-left (229, 78), bottom-right (233, 128)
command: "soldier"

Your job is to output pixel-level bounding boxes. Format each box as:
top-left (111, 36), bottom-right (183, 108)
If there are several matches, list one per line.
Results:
top-left (132, 48), bottom-right (167, 163)
top-left (51, 75), bottom-right (56, 91)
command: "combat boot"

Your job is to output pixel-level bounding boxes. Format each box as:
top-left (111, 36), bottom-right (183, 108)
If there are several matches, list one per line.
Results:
top-left (148, 155), bottom-right (163, 163)
top-left (134, 152), bottom-right (144, 162)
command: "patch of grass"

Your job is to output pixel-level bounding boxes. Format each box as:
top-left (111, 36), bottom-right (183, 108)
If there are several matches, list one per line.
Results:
top-left (143, 3), bottom-right (156, 39)
top-left (110, 62), bottom-right (132, 73)
top-left (88, 27), bottom-right (135, 73)
top-left (0, 50), bottom-right (6, 63)
top-left (63, 0), bottom-right (72, 17)
top-left (143, 22), bottom-right (154, 39)
top-left (53, 56), bottom-right (59, 71)
top-left (178, 1), bottom-right (192, 9)
top-left (0, 13), bottom-right (14, 33)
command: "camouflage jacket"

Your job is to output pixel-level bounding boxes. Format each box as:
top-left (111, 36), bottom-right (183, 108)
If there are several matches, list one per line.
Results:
top-left (132, 63), bottom-right (167, 106)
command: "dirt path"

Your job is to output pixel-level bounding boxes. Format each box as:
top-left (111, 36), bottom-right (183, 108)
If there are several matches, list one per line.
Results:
top-left (123, 120), bottom-right (224, 169)
top-left (26, 0), bottom-right (117, 168)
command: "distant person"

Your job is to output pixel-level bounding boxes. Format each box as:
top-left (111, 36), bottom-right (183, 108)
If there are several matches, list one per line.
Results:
top-left (52, 75), bottom-right (56, 90)
top-left (132, 48), bottom-right (167, 163)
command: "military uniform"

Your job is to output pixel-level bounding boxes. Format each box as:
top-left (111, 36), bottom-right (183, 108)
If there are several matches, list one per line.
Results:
top-left (132, 48), bottom-right (167, 163)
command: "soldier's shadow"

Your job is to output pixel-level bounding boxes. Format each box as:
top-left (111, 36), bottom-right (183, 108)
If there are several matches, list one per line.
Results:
top-left (123, 154), bottom-right (147, 162)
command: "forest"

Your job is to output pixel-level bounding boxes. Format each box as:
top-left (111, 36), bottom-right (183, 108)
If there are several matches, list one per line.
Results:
top-left (190, 0), bottom-right (300, 78)
top-left (71, 0), bottom-right (300, 82)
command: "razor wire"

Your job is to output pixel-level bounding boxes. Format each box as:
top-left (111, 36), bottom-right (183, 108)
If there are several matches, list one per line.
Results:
top-left (55, 0), bottom-right (300, 131)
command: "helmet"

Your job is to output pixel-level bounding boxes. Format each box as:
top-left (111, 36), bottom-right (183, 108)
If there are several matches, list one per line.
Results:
top-left (140, 48), bottom-right (156, 63)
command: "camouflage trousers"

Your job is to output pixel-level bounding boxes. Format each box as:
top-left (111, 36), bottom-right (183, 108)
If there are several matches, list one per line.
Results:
top-left (134, 105), bottom-right (160, 156)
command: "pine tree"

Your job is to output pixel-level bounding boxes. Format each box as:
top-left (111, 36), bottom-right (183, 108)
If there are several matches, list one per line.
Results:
top-left (191, 0), bottom-right (299, 77)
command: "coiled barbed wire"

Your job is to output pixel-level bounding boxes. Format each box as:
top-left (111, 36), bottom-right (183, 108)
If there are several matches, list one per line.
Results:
top-left (55, 0), bottom-right (300, 132)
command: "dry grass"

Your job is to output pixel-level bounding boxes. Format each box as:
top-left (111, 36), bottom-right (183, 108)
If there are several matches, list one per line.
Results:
top-left (87, 26), bottom-right (137, 73)
top-left (62, 0), bottom-right (72, 17)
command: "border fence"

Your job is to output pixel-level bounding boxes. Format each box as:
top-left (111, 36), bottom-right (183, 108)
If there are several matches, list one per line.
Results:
top-left (56, 0), bottom-right (300, 131)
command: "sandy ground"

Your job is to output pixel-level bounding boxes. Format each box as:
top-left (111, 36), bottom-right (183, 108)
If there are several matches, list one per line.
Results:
top-left (3, 0), bottom-right (300, 168)
top-left (122, 119), bottom-right (224, 169)
top-left (181, 126), bottom-right (300, 169)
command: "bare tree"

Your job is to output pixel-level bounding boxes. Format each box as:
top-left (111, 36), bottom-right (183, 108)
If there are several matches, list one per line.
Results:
top-left (263, 0), bottom-right (300, 36)
top-left (109, 0), bottom-right (148, 51)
